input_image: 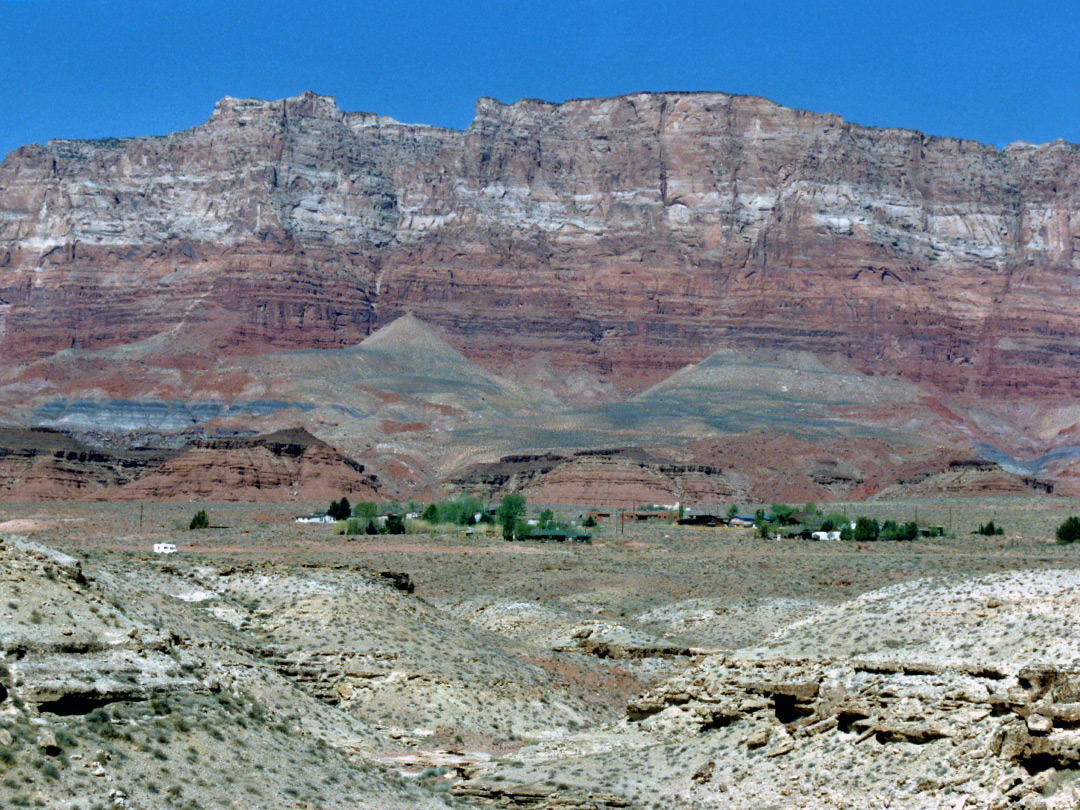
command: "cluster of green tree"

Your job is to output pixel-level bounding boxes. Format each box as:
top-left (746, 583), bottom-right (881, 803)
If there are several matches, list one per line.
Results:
top-left (976, 520), bottom-right (1005, 536)
top-left (327, 492), bottom-right (587, 541)
top-left (419, 497), bottom-right (489, 526)
top-left (745, 503), bottom-right (849, 539)
top-left (323, 498), bottom-right (417, 536)
top-left (327, 498), bottom-right (352, 520)
top-left (497, 498), bottom-right (590, 541)
top-left (354, 500), bottom-right (422, 519)
top-left (1057, 516), bottom-right (1080, 545)
top-left (341, 514), bottom-right (404, 536)
top-left (339, 500), bottom-right (423, 521)
top-left (188, 509), bottom-right (209, 530)
top-left (736, 502), bottom-right (924, 541)
top-left (840, 516), bottom-right (919, 542)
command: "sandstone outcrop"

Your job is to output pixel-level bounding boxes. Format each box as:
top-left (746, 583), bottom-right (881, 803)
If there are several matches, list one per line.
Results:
top-left (103, 427), bottom-right (381, 501)
top-left (450, 447), bottom-right (734, 507)
top-left (0, 427), bottom-right (173, 501)
top-left (3, 90), bottom-right (1080, 414)
top-left (0, 426), bottom-right (380, 502)
top-left (448, 443), bottom-right (1045, 506)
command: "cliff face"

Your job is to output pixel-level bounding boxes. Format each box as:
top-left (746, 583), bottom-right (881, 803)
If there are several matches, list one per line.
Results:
top-left (3, 90), bottom-right (1080, 401)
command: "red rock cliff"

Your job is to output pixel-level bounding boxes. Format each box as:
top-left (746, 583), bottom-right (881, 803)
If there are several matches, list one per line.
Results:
top-left (2, 90), bottom-right (1079, 401)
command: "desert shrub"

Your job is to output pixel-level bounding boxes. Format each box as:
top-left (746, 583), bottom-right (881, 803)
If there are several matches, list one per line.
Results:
top-left (976, 520), bottom-right (1005, 536)
top-left (1057, 516), bottom-right (1080, 545)
top-left (39, 761), bottom-right (60, 780)
top-left (188, 509), bottom-right (209, 530)
top-left (85, 707), bottom-right (111, 727)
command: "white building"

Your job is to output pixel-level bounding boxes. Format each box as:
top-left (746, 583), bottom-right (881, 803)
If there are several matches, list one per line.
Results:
top-left (295, 514), bottom-right (335, 524)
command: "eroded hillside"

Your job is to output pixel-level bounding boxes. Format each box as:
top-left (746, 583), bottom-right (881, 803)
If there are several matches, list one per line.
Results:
top-left (5, 499), bottom-right (1080, 807)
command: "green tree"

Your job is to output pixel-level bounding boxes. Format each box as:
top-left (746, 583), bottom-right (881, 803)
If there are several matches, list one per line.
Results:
top-left (497, 493), bottom-right (527, 540)
top-left (385, 513), bottom-right (406, 535)
top-left (444, 497), bottom-right (483, 525)
top-left (188, 509), bottom-right (209, 530)
top-left (352, 501), bottom-right (378, 520)
top-left (821, 512), bottom-right (848, 533)
top-left (976, 520), bottom-right (1004, 536)
top-left (852, 516), bottom-right (880, 542)
top-left (327, 498), bottom-right (351, 521)
top-left (726, 504), bottom-right (739, 519)
top-left (881, 520), bottom-right (919, 541)
top-left (768, 504), bottom-right (794, 526)
top-left (539, 508), bottom-right (555, 528)
top-left (1057, 516), bottom-right (1080, 545)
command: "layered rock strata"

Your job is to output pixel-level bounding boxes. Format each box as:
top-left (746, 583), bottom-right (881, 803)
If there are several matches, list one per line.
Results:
top-left (0, 427), bottom-right (174, 500)
top-left (3, 91), bottom-right (1080, 404)
top-left (448, 444), bottom-right (1045, 506)
top-left (449, 447), bottom-right (735, 507)
top-left (0, 426), bottom-right (379, 502)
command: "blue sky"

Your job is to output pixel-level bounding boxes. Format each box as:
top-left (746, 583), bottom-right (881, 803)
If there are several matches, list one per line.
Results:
top-left (1, 0), bottom-right (1078, 158)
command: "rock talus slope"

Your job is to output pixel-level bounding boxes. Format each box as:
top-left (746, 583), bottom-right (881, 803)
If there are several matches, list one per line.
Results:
top-left (3, 90), bottom-right (1080, 411)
